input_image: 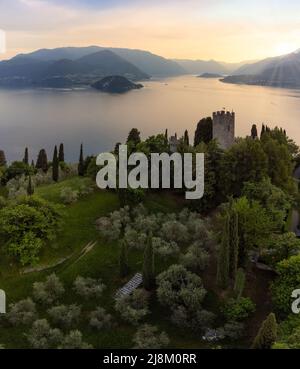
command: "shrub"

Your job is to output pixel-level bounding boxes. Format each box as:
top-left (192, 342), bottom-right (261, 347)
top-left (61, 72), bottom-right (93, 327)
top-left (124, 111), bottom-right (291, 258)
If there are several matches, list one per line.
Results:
top-left (47, 304), bottom-right (81, 328)
top-left (7, 298), bottom-right (37, 326)
top-left (133, 325), bottom-right (170, 349)
top-left (60, 187), bottom-right (79, 204)
top-left (252, 313), bottom-right (277, 349)
top-left (73, 276), bottom-right (106, 300)
top-left (115, 289), bottom-right (149, 326)
top-left (26, 319), bottom-right (63, 349)
top-left (59, 330), bottom-right (93, 349)
top-left (222, 297), bottom-right (256, 322)
top-left (89, 308), bottom-right (114, 330)
top-left (33, 274), bottom-right (65, 305)
top-left (118, 188), bottom-right (145, 208)
top-left (171, 305), bottom-right (215, 332)
top-left (271, 255), bottom-right (300, 315)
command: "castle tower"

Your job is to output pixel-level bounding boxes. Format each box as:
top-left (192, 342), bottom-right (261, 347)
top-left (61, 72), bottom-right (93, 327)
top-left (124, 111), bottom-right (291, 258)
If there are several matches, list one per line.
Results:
top-left (212, 110), bottom-right (235, 149)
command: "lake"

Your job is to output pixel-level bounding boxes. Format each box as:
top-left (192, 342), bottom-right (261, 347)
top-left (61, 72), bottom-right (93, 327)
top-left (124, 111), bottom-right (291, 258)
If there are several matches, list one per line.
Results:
top-left (1, 75), bottom-right (300, 162)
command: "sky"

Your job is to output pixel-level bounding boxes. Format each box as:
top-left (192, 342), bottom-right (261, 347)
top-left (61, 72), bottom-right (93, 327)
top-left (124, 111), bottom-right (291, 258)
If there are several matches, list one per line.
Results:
top-left (0, 0), bottom-right (300, 62)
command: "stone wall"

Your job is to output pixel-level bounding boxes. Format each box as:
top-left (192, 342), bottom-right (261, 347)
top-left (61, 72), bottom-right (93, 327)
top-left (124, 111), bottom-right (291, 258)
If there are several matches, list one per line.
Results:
top-left (212, 110), bottom-right (235, 149)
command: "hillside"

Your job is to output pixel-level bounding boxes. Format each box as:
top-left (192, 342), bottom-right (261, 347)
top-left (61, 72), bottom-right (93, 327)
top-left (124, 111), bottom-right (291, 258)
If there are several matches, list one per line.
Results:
top-left (0, 49), bottom-right (149, 87)
top-left (8, 46), bottom-right (185, 78)
top-left (223, 50), bottom-right (300, 88)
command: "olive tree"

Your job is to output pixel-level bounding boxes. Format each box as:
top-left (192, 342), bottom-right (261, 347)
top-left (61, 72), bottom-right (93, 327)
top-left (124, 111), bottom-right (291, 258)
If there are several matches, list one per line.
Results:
top-left (156, 265), bottom-right (206, 312)
top-left (33, 274), bottom-right (65, 305)
top-left (133, 324), bottom-right (170, 349)
top-left (7, 298), bottom-right (37, 326)
top-left (26, 319), bottom-right (63, 349)
top-left (115, 289), bottom-right (149, 326)
top-left (73, 276), bottom-right (106, 300)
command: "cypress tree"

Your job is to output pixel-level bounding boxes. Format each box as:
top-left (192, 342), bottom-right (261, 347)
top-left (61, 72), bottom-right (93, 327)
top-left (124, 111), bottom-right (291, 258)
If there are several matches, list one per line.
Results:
top-left (127, 128), bottom-right (141, 146)
top-left (27, 175), bottom-right (34, 196)
top-left (52, 145), bottom-right (59, 182)
top-left (36, 149), bottom-right (48, 173)
top-left (229, 207), bottom-right (239, 280)
top-left (119, 240), bottom-right (129, 278)
top-left (217, 212), bottom-right (230, 289)
top-left (184, 130), bottom-right (189, 146)
top-left (252, 313), bottom-right (277, 349)
top-left (143, 234), bottom-right (155, 291)
top-left (78, 144), bottom-right (84, 176)
top-left (251, 124), bottom-right (258, 139)
top-left (260, 124), bottom-right (266, 138)
top-left (58, 143), bottom-right (65, 162)
top-left (0, 150), bottom-right (6, 167)
top-left (31, 159), bottom-right (35, 168)
top-left (164, 129), bottom-right (168, 145)
top-left (23, 147), bottom-right (29, 165)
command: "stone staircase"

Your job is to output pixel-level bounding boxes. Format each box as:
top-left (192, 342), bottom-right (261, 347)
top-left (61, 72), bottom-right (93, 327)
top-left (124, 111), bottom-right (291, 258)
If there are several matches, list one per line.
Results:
top-left (115, 273), bottom-right (143, 299)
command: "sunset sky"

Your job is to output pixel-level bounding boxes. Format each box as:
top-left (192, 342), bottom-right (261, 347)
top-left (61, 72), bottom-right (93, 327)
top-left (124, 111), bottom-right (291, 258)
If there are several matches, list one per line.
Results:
top-left (0, 0), bottom-right (300, 62)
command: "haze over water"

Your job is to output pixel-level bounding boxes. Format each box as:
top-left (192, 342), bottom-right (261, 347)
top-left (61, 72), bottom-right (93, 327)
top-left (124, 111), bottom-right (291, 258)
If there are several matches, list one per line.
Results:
top-left (0, 75), bottom-right (300, 162)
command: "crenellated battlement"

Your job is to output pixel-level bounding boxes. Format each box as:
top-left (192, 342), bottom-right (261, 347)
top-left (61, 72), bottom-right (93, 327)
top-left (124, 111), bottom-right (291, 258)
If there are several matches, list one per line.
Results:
top-left (213, 110), bottom-right (235, 118)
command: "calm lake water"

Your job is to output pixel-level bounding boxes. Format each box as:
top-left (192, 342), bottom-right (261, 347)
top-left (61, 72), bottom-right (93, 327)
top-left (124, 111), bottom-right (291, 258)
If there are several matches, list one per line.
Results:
top-left (1, 75), bottom-right (300, 162)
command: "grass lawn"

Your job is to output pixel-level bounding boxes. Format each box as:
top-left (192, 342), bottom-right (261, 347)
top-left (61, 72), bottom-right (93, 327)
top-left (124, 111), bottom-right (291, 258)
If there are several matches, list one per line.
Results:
top-left (0, 176), bottom-right (209, 349)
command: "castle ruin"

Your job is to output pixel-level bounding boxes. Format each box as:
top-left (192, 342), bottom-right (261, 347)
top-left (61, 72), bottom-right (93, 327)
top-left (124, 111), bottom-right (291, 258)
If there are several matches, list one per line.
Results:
top-left (212, 110), bottom-right (235, 149)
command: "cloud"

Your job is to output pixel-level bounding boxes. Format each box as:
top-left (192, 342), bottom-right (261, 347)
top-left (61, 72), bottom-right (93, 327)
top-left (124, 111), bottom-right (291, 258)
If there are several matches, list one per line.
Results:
top-left (0, 0), bottom-right (300, 61)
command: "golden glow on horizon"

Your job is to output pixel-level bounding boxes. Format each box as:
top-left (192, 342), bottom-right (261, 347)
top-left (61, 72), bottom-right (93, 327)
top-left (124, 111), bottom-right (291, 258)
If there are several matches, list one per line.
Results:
top-left (274, 43), bottom-right (299, 57)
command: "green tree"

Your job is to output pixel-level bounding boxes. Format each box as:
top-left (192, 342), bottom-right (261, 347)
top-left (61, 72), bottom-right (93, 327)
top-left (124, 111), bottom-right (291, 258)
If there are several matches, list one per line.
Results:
top-left (242, 178), bottom-right (291, 232)
top-left (78, 144), bottom-right (84, 176)
top-left (119, 240), bottom-right (129, 278)
top-left (0, 150), bottom-right (6, 167)
top-left (184, 130), bottom-right (190, 146)
top-left (252, 313), bottom-right (277, 349)
top-left (143, 235), bottom-right (155, 291)
top-left (52, 145), bottom-right (59, 182)
top-left (229, 204), bottom-right (239, 280)
top-left (23, 147), bottom-right (29, 165)
top-left (271, 255), bottom-right (300, 315)
top-left (36, 149), bottom-right (48, 173)
top-left (127, 128), bottom-right (141, 147)
top-left (58, 143), bottom-right (64, 162)
top-left (232, 197), bottom-right (274, 266)
top-left (0, 197), bottom-right (62, 265)
top-left (251, 124), bottom-right (258, 139)
top-left (27, 175), bottom-right (34, 196)
top-left (194, 117), bottom-right (213, 146)
top-left (260, 134), bottom-right (295, 194)
top-left (190, 140), bottom-right (224, 212)
top-left (222, 138), bottom-right (268, 197)
top-left (217, 212), bottom-right (230, 288)
top-left (266, 233), bottom-right (300, 265)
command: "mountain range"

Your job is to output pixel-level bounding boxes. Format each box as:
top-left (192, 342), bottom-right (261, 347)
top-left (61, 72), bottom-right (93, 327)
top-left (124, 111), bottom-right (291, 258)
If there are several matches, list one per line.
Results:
top-left (0, 45), bottom-right (300, 88)
top-left (222, 49), bottom-right (300, 88)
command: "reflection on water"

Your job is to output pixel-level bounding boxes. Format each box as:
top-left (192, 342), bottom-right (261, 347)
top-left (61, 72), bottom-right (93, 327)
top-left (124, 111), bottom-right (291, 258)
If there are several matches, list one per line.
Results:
top-left (0, 75), bottom-right (300, 162)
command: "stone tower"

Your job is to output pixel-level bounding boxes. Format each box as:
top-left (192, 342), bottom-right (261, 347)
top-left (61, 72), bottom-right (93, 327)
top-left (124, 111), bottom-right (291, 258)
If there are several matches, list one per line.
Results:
top-left (212, 110), bottom-right (235, 149)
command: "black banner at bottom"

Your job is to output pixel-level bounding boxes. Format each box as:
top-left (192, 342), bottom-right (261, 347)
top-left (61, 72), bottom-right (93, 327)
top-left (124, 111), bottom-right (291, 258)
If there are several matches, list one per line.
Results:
top-left (0, 349), bottom-right (292, 368)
